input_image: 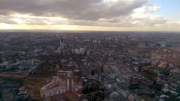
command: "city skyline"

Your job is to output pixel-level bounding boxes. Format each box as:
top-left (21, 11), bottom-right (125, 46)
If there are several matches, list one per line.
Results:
top-left (0, 0), bottom-right (180, 31)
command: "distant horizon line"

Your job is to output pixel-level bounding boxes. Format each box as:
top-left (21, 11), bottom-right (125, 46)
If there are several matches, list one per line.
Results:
top-left (0, 29), bottom-right (180, 33)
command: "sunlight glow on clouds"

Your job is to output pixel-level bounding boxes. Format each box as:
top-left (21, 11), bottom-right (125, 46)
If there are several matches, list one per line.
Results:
top-left (12, 19), bottom-right (23, 24)
top-left (0, 0), bottom-right (179, 31)
top-left (0, 23), bottom-right (13, 29)
top-left (104, 0), bottom-right (119, 6)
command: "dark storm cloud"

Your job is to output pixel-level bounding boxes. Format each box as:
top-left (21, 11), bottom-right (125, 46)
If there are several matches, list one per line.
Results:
top-left (0, 0), bottom-right (148, 21)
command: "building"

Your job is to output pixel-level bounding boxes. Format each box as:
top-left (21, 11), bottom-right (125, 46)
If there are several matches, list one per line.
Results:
top-left (0, 61), bottom-right (12, 69)
top-left (19, 60), bottom-right (33, 66)
top-left (58, 39), bottom-right (65, 54)
top-left (75, 49), bottom-right (80, 54)
top-left (139, 42), bottom-right (145, 48)
top-left (40, 70), bottom-right (81, 100)
top-left (103, 65), bottom-right (109, 72)
top-left (80, 48), bottom-right (85, 55)
top-left (161, 42), bottom-right (166, 47)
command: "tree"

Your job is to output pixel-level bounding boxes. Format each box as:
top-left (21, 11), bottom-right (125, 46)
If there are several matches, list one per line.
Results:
top-left (156, 84), bottom-right (162, 91)
top-left (20, 82), bottom-right (23, 86)
top-left (149, 94), bottom-right (155, 98)
top-left (101, 67), bottom-right (103, 73)
top-left (0, 92), bottom-right (2, 98)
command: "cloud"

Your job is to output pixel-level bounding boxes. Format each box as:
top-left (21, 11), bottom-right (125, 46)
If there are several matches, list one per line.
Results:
top-left (0, 0), bottom-right (148, 21)
top-left (0, 16), bottom-right (18, 24)
top-left (133, 5), bottom-right (160, 14)
top-left (0, 14), bottom-right (169, 27)
top-left (0, 0), bottom-right (179, 29)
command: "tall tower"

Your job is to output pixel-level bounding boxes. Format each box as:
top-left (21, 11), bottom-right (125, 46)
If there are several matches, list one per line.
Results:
top-left (60, 39), bottom-right (64, 49)
top-left (74, 39), bottom-right (77, 49)
top-left (58, 39), bottom-right (65, 54)
top-left (66, 71), bottom-right (73, 91)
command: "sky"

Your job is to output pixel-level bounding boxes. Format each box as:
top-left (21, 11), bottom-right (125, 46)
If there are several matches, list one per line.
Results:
top-left (0, 0), bottom-right (179, 31)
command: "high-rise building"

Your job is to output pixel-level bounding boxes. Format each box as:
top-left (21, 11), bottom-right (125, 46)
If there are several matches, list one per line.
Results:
top-left (74, 39), bottom-right (77, 49)
top-left (80, 48), bottom-right (85, 54)
top-left (60, 39), bottom-right (64, 49)
top-left (58, 39), bottom-right (65, 53)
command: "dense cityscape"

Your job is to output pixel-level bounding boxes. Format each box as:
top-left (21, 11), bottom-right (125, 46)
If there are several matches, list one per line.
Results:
top-left (0, 31), bottom-right (180, 101)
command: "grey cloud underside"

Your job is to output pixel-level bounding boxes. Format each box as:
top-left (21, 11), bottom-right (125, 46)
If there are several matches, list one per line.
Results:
top-left (0, 0), bottom-right (175, 27)
top-left (0, 0), bottom-right (148, 20)
top-left (0, 17), bottom-right (17, 24)
top-left (0, 15), bottom-right (169, 27)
